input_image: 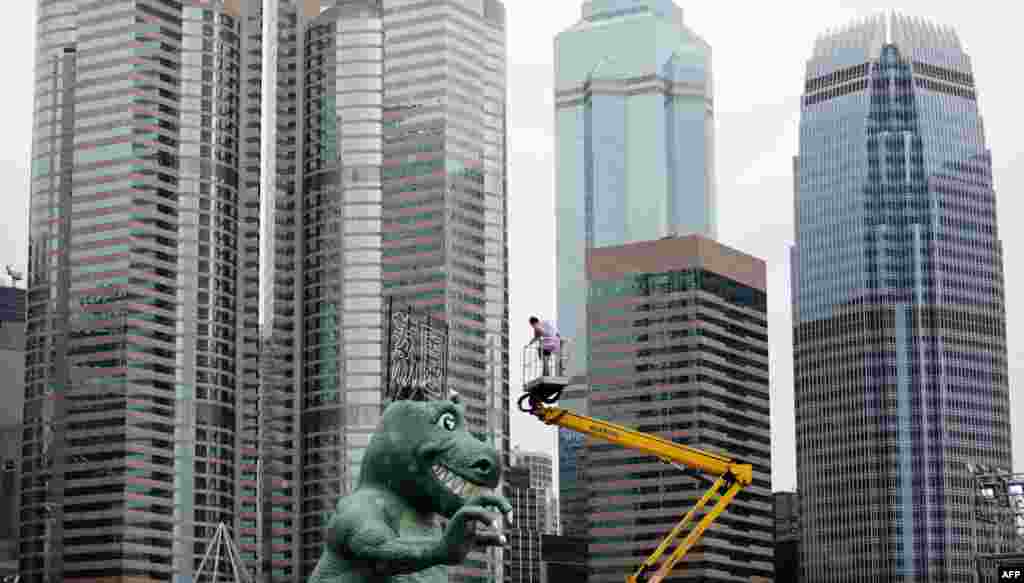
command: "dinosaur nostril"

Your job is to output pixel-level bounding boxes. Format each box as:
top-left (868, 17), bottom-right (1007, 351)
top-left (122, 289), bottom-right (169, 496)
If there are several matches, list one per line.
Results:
top-left (470, 458), bottom-right (493, 474)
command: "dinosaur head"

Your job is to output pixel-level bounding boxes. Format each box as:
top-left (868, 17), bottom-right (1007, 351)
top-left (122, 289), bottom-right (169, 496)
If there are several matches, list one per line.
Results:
top-left (360, 394), bottom-right (501, 518)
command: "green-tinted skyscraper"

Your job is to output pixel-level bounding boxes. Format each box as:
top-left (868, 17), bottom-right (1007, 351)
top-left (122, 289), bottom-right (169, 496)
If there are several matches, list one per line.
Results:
top-left (555, 0), bottom-right (716, 374)
top-left (553, 0), bottom-right (718, 562)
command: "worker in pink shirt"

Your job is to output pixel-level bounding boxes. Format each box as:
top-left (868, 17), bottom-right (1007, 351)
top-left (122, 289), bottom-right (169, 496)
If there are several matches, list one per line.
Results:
top-left (528, 316), bottom-right (560, 376)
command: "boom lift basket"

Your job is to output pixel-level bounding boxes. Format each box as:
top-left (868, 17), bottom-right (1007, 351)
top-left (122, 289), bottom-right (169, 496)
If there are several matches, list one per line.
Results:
top-left (518, 343), bottom-right (753, 583)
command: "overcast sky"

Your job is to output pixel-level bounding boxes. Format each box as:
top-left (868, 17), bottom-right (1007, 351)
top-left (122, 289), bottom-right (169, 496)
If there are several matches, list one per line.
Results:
top-left (2, 1), bottom-right (1021, 495)
top-left (503, 0), bottom-right (1024, 492)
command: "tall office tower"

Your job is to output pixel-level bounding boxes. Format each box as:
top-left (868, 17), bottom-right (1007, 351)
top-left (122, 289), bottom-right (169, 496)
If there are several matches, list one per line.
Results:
top-left (586, 236), bottom-right (772, 582)
top-left (507, 444), bottom-right (557, 577)
top-left (794, 14), bottom-right (1014, 582)
top-left (267, 1), bottom-right (509, 580)
top-left (507, 449), bottom-right (557, 583)
top-left (265, 1), bottom-right (386, 578)
top-left (505, 463), bottom-right (543, 583)
top-left (259, 1), bottom-right (307, 579)
top-left (21, 1), bottom-right (263, 582)
top-left (512, 447), bottom-right (557, 535)
top-left (379, 30), bottom-right (510, 583)
top-left (554, 2), bottom-right (716, 538)
top-left (555, 0), bottom-right (716, 373)
top-left (514, 446), bottom-right (555, 496)
top-left (0, 284), bottom-right (26, 579)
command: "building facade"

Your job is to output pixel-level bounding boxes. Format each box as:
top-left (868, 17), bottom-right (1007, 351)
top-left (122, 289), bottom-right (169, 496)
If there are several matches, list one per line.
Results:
top-left (21, 1), bottom-right (263, 581)
top-left (0, 285), bottom-right (26, 427)
top-left (553, 4), bottom-right (716, 543)
top-left (794, 14), bottom-right (1014, 582)
top-left (266, 1), bottom-right (387, 577)
top-left (515, 447), bottom-right (554, 493)
top-left (506, 464), bottom-right (542, 583)
top-left (557, 411), bottom-right (588, 539)
top-left (541, 534), bottom-right (587, 582)
top-left (506, 449), bottom-right (558, 583)
top-left (774, 491), bottom-right (799, 583)
top-left (555, 0), bottom-right (717, 373)
top-left (267, 1), bottom-right (509, 581)
top-left (0, 285), bottom-right (26, 579)
top-left (585, 236), bottom-right (772, 582)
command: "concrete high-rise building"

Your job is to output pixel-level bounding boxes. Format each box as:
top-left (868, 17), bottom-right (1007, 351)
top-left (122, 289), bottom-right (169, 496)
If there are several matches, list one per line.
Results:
top-left (555, 0), bottom-right (717, 374)
top-left (505, 464), bottom-right (543, 583)
top-left (584, 236), bottom-right (772, 582)
top-left (264, 2), bottom-right (386, 578)
top-left (0, 284), bottom-right (25, 579)
top-left (267, 1), bottom-right (509, 580)
top-left (515, 446), bottom-right (554, 494)
top-left (21, 1), bottom-right (264, 581)
top-left (546, 495), bottom-right (559, 536)
top-left (506, 449), bottom-right (558, 583)
top-left (793, 14), bottom-right (1014, 582)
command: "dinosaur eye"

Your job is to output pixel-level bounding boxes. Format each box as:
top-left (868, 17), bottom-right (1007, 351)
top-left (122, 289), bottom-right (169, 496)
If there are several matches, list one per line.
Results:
top-left (437, 412), bottom-right (457, 431)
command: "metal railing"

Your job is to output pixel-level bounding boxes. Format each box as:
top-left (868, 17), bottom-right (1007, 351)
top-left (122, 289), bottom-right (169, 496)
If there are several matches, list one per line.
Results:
top-left (522, 337), bottom-right (569, 383)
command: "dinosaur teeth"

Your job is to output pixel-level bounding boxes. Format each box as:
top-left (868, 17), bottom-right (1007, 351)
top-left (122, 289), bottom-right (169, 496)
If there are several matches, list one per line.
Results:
top-left (450, 475), bottom-right (466, 493)
top-left (432, 464), bottom-right (489, 498)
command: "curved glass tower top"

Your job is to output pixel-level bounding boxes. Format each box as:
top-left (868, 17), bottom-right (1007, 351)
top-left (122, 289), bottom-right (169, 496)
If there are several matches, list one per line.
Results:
top-left (555, 0), bottom-right (716, 374)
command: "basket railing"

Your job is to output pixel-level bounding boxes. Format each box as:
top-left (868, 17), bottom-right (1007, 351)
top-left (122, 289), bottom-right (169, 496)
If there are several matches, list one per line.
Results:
top-left (522, 337), bottom-right (569, 383)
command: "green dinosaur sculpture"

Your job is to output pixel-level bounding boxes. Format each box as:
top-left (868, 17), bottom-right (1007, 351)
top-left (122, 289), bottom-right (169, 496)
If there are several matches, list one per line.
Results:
top-left (309, 394), bottom-right (513, 583)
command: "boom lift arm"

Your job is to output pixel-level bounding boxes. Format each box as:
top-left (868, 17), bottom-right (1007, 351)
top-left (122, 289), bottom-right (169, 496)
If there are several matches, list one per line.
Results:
top-left (518, 386), bottom-right (752, 583)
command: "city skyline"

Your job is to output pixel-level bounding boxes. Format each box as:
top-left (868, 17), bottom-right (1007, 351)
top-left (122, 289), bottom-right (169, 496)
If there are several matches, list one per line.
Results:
top-left (2, 1), bottom-right (1023, 503)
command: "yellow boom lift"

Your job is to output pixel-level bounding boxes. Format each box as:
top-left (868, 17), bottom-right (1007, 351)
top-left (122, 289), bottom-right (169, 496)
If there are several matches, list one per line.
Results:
top-left (518, 344), bottom-right (753, 583)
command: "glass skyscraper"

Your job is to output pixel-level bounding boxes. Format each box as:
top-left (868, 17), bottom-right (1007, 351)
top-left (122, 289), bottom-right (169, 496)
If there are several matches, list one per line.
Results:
top-left (22, 1), bottom-right (264, 582)
top-left (553, 1), bottom-right (718, 573)
top-left (794, 14), bottom-right (1014, 582)
top-left (555, 0), bottom-right (716, 374)
top-left (268, 1), bottom-right (509, 581)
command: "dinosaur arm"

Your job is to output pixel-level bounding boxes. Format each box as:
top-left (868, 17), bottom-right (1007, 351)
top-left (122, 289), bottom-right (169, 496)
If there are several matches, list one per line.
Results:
top-left (345, 521), bottom-right (448, 575)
